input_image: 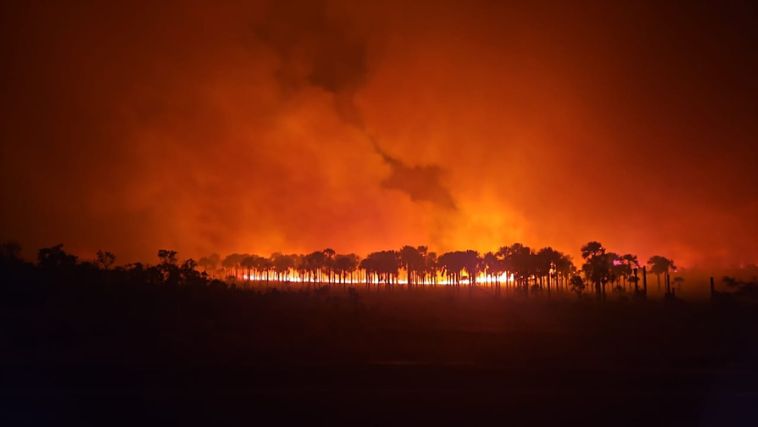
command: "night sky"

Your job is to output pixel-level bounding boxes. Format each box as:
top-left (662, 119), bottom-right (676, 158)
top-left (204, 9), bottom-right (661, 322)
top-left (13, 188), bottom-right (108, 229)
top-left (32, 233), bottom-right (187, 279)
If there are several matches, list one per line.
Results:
top-left (1, 0), bottom-right (756, 267)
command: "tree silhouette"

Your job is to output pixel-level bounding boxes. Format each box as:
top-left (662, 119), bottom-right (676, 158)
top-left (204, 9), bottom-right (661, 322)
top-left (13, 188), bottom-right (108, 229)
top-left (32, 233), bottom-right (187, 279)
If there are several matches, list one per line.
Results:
top-left (570, 274), bottom-right (586, 297)
top-left (672, 276), bottom-right (684, 292)
top-left (171, 245), bottom-right (575, 291)
top-left (271, 253), bottom-right (297, 282)
top-left (158, 249), bottom-right (178, 265)
top-left (197, 253), bottom-right (220, 276)
top-left (647, 256), bottom-right (676, 288)
top-left (180, 258), bottom-right (205, 286)
top-left (580, 241), bottom-right (612, 298)
top-left (378, 250), bottom-right (400, 285)
top-left (581, 241), bottom-right (604, 259)
top-left (424, 251), bottom-right (438, 286)
top-left (498, 243), bottom-right (534, 291)
top-left (462, 250), bottom-right (482, 286)
top-left (437, 250), bottom-right (480, 286)
top-left (259, 256), bottom-right (273, 283)
top-left (536, 247), bottom-right (564, 292)
top-left (0, 241), bottom-right (22, 263)
top-left (38, 244), bottom-right (77, 270)
top-left (619, 254), bottom-right (639, 289)
top-left (399, 245), bottom-right (425, 286)
top-left (322, 248), bottom-right (336, 283)
top-left (606, 252), bottom-right (624, 290)
top-left (362, 250), bottom-right (399, 285)
top-left (96, 250), bottom-right (116, 270)
top-left (483, 251), bottom-right (503, 287)
top-left (359, 256), bottom-right (376, 285)
top-left (304, 251), bottom-right (327, 283)
top-left (294, 254), bottom-right (307, 282)
top-left (240, 255), bottom-right (258, 282)
top-left (222, 253), bottom-right (245, 281)
top-left (157, 249), bottom-right (181, 286)
top-left (415, 246), bottom-right (429, 285)
top-left (333, 253), bottom-right (359, 284)
top-left (554, 253), bottom-right (576, 290)
top-left (438, 251), bottom-right (464, 286)
top-left (11, 238), bottom-right (690, 304)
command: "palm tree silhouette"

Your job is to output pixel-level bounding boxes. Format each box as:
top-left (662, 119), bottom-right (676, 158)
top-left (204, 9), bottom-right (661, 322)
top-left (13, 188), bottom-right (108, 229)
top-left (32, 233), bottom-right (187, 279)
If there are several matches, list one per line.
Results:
top-left (536, 247), bottom-right (564, 292)
top-left (647, 256), bottom-right (676, 289)
top-left (334, 253), bottom-right (359, 284)
top-left (483, 251), bottom-right (503, 288)
top-left (569, 274), bottom-right (586, 297)
top-left (424, 251), bottom-right (438, 286)
top-left (322, 248), bottom-right (336, 283)
top-left (437, 251), bottom-right (480, 286)
top-left (362, 250), bottom-right (399, 285)
top-left (108, 242), bottom-right (673, 298)
top-left (606, 252), bottom-right (623, 290)
top-left (259, 256), bottom-right (273, 283)
top-left (271, 253), bottom-right (296, 282)
top-left (222, 253), bottom-right (245, 281)
top-left (240, 255), bottom-right (257, 283)
top-left (399, 245), bottom-right (425, 286)
top-left (581, 241), bottom-right (604, 259)
top-left (359, 256), bottom-right (376, 286)
top-left (499, 243), bottom-right (533, 292)
top-left (462, 250), bottom-right (482, 286)
top-left (304, 251), bottom-right (327, 283)
top-left (416, 246), bottom-right (429, 285)
top-left (620, 254), bottom-right (639, 289)
top-left (580, 242), bottom-right (612, 298)
top-left (437, 252), bottom-right (461, 286)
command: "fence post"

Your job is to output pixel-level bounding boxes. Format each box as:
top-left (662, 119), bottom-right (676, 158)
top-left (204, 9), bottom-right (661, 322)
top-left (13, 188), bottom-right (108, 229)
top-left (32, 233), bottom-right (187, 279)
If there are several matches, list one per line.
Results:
top-left (709, 276), bottom-right (715, 300)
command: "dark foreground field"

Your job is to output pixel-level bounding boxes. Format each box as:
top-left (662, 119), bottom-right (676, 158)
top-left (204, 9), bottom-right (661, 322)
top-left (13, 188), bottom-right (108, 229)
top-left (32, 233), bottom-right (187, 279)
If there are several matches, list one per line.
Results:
top-left (2, 278), bottom-right (758, 426)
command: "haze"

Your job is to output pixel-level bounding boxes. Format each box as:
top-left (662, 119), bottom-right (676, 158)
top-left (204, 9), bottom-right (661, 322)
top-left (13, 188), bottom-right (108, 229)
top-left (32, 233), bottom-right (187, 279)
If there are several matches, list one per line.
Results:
top-left (1, 0), bottom-right (756, 267)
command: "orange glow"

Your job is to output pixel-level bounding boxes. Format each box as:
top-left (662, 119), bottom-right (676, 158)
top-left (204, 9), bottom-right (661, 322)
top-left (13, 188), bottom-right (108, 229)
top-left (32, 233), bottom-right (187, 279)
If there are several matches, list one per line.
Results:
top-left (0, 1), bottom-right (756, 269)
top-left (237, 272), bottom-right (515, 286)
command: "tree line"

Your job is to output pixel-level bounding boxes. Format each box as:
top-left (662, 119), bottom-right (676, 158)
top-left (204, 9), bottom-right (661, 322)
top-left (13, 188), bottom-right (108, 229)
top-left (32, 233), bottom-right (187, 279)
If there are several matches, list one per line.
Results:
top-left (0, 240), bottom-right (681, 298)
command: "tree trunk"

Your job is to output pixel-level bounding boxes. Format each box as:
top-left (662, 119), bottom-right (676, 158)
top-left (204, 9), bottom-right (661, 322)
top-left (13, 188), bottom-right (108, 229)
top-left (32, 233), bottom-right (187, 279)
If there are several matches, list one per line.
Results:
top-left (642, 267), bottom-right (648, 296)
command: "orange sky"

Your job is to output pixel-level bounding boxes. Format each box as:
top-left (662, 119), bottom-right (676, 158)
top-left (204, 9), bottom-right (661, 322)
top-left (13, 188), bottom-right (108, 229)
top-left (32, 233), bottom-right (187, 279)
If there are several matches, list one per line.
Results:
top-left (1, 0), bottom-right (756, 267)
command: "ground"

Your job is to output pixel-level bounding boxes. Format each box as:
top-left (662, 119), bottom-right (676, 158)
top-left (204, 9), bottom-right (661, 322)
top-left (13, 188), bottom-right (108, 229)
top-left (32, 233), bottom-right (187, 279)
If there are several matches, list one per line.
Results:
top-left (2, 280), bottom-right (757, 425)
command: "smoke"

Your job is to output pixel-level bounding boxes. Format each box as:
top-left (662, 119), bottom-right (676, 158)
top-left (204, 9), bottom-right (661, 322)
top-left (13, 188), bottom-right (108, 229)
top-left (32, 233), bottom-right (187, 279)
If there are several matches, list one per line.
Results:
top-left (1, 0), bottom-right (756, 270)
top-left (371, 140), bottom-right (456, 210)
top-left (258, 0), bottom-right (458, 210)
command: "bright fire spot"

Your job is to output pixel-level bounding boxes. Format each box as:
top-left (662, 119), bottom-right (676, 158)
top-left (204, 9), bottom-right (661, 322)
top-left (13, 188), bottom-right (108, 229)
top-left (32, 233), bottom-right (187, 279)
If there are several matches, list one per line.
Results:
top-left (237, 272), bottom-right (518, 286)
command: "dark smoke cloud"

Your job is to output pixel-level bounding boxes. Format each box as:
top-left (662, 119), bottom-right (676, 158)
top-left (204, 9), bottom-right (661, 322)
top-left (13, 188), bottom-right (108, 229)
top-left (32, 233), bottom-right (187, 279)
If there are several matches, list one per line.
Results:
top-left (256, 0), bottom-right (369, 121)
top-left (257, 0), bottom-right (458, 209)
top-left (372, 140), bottom-right (457, 210)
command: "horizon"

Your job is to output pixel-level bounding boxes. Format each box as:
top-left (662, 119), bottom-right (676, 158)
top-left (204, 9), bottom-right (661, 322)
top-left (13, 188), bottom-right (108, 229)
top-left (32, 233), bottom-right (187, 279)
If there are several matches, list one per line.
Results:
top-left (7, 240), bottom-right (758, 276)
